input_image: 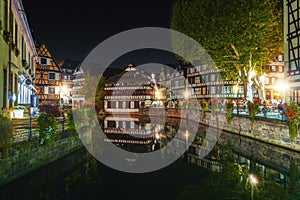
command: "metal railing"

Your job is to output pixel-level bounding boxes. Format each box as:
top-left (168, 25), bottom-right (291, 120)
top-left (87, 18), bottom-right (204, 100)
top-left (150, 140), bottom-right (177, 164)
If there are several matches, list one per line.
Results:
top-left (12, 117), bottom-right (68, 143)
top-left (232, 104), bottom-right (287, 121)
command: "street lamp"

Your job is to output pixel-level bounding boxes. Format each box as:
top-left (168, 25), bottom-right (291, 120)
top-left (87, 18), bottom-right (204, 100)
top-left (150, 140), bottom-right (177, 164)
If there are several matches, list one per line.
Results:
top-left (58, 86), bottom-right (68, 133)
top-left (275, 81), bottom-right (289, 100)
top-left (184, 89), bottom-right (190, 109)
top-left (233, 84), bottom-right (239, 114)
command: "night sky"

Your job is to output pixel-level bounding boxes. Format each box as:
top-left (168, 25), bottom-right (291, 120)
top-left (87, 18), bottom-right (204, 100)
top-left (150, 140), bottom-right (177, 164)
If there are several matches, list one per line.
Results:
top-left (22, 0), bottom-right (175, 66)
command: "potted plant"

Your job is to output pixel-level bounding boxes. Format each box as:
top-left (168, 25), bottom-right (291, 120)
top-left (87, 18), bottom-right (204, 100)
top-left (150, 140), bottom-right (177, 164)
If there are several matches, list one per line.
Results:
top-left (164, 101), bottom-right (169, 111)
top-left (285, 101), bottom-right (300, 141)
top-left (247, 99), bottom-right (261, 124)
top-left (22, 59), bottom-right (29, 69)
top-left (13, 105), bottom-right (27, 118)
top-left (201, 101), bottom-right (208, 119)
top-left (225, 100), bottom-right (234, 124)
top-left (3, 30), bottom-right (11, 43)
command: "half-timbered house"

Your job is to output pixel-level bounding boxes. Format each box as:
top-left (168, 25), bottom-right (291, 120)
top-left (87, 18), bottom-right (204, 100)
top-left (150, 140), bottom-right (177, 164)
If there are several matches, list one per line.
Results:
top-left (35, 43), bottom-right (62, 105)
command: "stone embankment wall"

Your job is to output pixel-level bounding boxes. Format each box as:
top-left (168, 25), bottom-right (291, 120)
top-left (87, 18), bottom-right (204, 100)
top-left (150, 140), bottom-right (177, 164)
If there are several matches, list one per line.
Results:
top-left (139, 108), bottom-right (299, 151)
top-left (0, 135), bottom-right (82, 187)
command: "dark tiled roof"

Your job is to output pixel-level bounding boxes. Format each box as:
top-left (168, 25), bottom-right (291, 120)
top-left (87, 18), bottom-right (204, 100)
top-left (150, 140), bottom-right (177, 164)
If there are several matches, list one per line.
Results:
top-left (60, 59), bottom-right (81, 69)
top-left (105, 64), bottom-right (151, 85)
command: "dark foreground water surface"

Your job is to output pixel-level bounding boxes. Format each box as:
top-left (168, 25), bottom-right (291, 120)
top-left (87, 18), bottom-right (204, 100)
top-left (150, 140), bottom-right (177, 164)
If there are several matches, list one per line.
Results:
top-left (0, 148), bottom-right (210, 200)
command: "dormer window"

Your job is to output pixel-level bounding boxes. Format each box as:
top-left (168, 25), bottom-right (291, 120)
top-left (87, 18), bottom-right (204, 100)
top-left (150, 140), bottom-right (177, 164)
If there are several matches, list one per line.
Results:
top-left (39, 57), bottom-right (50, 66)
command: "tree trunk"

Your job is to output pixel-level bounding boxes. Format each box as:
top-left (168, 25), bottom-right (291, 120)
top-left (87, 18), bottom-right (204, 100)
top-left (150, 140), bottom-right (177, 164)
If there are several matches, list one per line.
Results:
top-left (247, 82), bottom-right (253, 102)
top-left (257, 86), bottom-right (265, 100)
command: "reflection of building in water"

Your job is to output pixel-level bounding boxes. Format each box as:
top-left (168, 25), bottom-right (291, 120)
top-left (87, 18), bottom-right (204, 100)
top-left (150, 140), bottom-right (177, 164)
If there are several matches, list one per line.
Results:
top-left (104, 64), bottom-right (156, 114)
top-left (103, 116), bottom-right (190, 154)
top-left (103, 116), bottom-right (160, 153)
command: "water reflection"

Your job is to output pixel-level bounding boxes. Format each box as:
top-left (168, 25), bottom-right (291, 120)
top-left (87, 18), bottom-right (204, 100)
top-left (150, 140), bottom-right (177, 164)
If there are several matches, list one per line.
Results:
top-left (1, 116), bottom-right (300, 199)
top-left (100, 115), bottom-right (195, 155)
top-left (102, 115), bottom-right (162, 153)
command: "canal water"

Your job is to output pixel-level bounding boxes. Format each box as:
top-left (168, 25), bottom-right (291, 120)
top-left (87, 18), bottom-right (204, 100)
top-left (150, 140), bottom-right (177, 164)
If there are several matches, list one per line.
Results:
top-left (0, 116), bottom-right (299, 200)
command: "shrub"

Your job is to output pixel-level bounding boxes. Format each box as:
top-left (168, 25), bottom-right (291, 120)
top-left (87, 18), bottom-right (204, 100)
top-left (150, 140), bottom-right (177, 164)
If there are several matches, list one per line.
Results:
top-left (66, 109), bottom-right (77, 133)
top-left (211, 98), bottom-right (219, 116)
top-left (39, 104), bottom-right (62, 117)
top-left (225, 100), bottom-right (234, 124)
top-left (0, 113), bottom-right (14, 157)
top-left (37, 113), bottom-right (57, 144)
top-left (201, 101), bottom-right (208, 119)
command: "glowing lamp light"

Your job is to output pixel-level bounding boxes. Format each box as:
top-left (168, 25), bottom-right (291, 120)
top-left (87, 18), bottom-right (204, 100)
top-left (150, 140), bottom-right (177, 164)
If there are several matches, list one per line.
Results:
top-left (233, 85), bottom-right (239, 94)
top-left (184, 90), bottom-right (190, 99)
top-left (249, 174), bottom-right (258, 185)
top-left (185, 130), bottom-right (189, 138)
top-left (275, 82), bottom-right (289, 92)
top-left (61, 86), bottom-right (68, 93)
top-left (155, 133), bottom-right (160, 140)
top-left (155, 90), bottom-right (161, 100)
top-left (249, 71), bottom-right (256, 79)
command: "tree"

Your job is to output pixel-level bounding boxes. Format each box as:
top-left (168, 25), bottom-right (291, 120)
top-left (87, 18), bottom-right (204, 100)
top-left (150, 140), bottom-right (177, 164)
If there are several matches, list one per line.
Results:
top-left (78, 72), bottom-right (105, 112)
top-left (171, 0), bottom-right (283, 100)
top-left (94, 75), bottom-right (106, 113)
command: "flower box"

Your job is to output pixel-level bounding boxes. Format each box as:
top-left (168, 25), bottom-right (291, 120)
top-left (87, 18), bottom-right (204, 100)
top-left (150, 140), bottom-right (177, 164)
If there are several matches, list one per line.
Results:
top-left (13, 110), bottom-right (24, 118)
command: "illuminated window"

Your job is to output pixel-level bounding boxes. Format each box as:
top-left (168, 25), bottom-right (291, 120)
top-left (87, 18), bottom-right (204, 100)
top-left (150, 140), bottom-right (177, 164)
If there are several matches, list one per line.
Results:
top-left (210, 74), bottom-right (216, 82)
top-left (210, 87), bottom-right (216, 94)
top-left (271, 65), bottom-right (277, 72)
top-left (202, 87), bottom-right (207, 95)
top-left (222, 86), bottom-right (231, 94)
top-left (278, 66), bottom-right (283, 73)
top-left (265, 78), bottom-right (270, 84)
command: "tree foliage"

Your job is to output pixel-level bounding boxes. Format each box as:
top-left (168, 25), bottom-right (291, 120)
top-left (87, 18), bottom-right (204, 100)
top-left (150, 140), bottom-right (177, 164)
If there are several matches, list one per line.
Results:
top-left (171, 0), bottom-right (283, 99)
top-left (37, 113), bottom-right (57, 144)
top-left (78, 72), bottom-right (105, 112)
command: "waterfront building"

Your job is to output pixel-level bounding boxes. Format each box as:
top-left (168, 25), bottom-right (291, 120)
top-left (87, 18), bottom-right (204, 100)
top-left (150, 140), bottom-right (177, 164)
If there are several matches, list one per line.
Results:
top-left (186, 62), bottom-right (241, 102)
top-left (58, 59), bottom-right (81, 108)
top-left (104, 64), bottom-right (156, 114)
top-left (262, 59), bottom-right (285, 100)
top-left (284, 0), bottom-right (300, 103)
top-left (158, 64), bottom-right (187, 103)
top-left (72, 64), bottom-right (85, 107)
top-left (0, 0), bottom-right (38, 109)
top-left (35, 43), bottom-right (61, 105)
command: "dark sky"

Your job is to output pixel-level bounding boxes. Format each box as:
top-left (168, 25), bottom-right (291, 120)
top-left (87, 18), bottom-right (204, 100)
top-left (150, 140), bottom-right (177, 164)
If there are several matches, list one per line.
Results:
top-left (22, 0), bottom-right (175, 65)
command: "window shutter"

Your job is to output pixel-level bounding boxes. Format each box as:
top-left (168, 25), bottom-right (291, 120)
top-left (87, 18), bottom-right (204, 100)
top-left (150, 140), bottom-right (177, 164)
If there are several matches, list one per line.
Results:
top-left (44, 87), bottom-right (48, 94)
top-left (55, 87), bottom-right (59, 94)
top-left (55, 72), bottom-right (59, 80)
top-left (47, 58), bottom-right (50, 66)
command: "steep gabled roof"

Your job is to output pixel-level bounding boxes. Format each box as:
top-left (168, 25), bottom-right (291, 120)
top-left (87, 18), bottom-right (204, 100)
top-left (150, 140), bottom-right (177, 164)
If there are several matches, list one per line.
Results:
top-left (35, 42), bottom-right (61, 72)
